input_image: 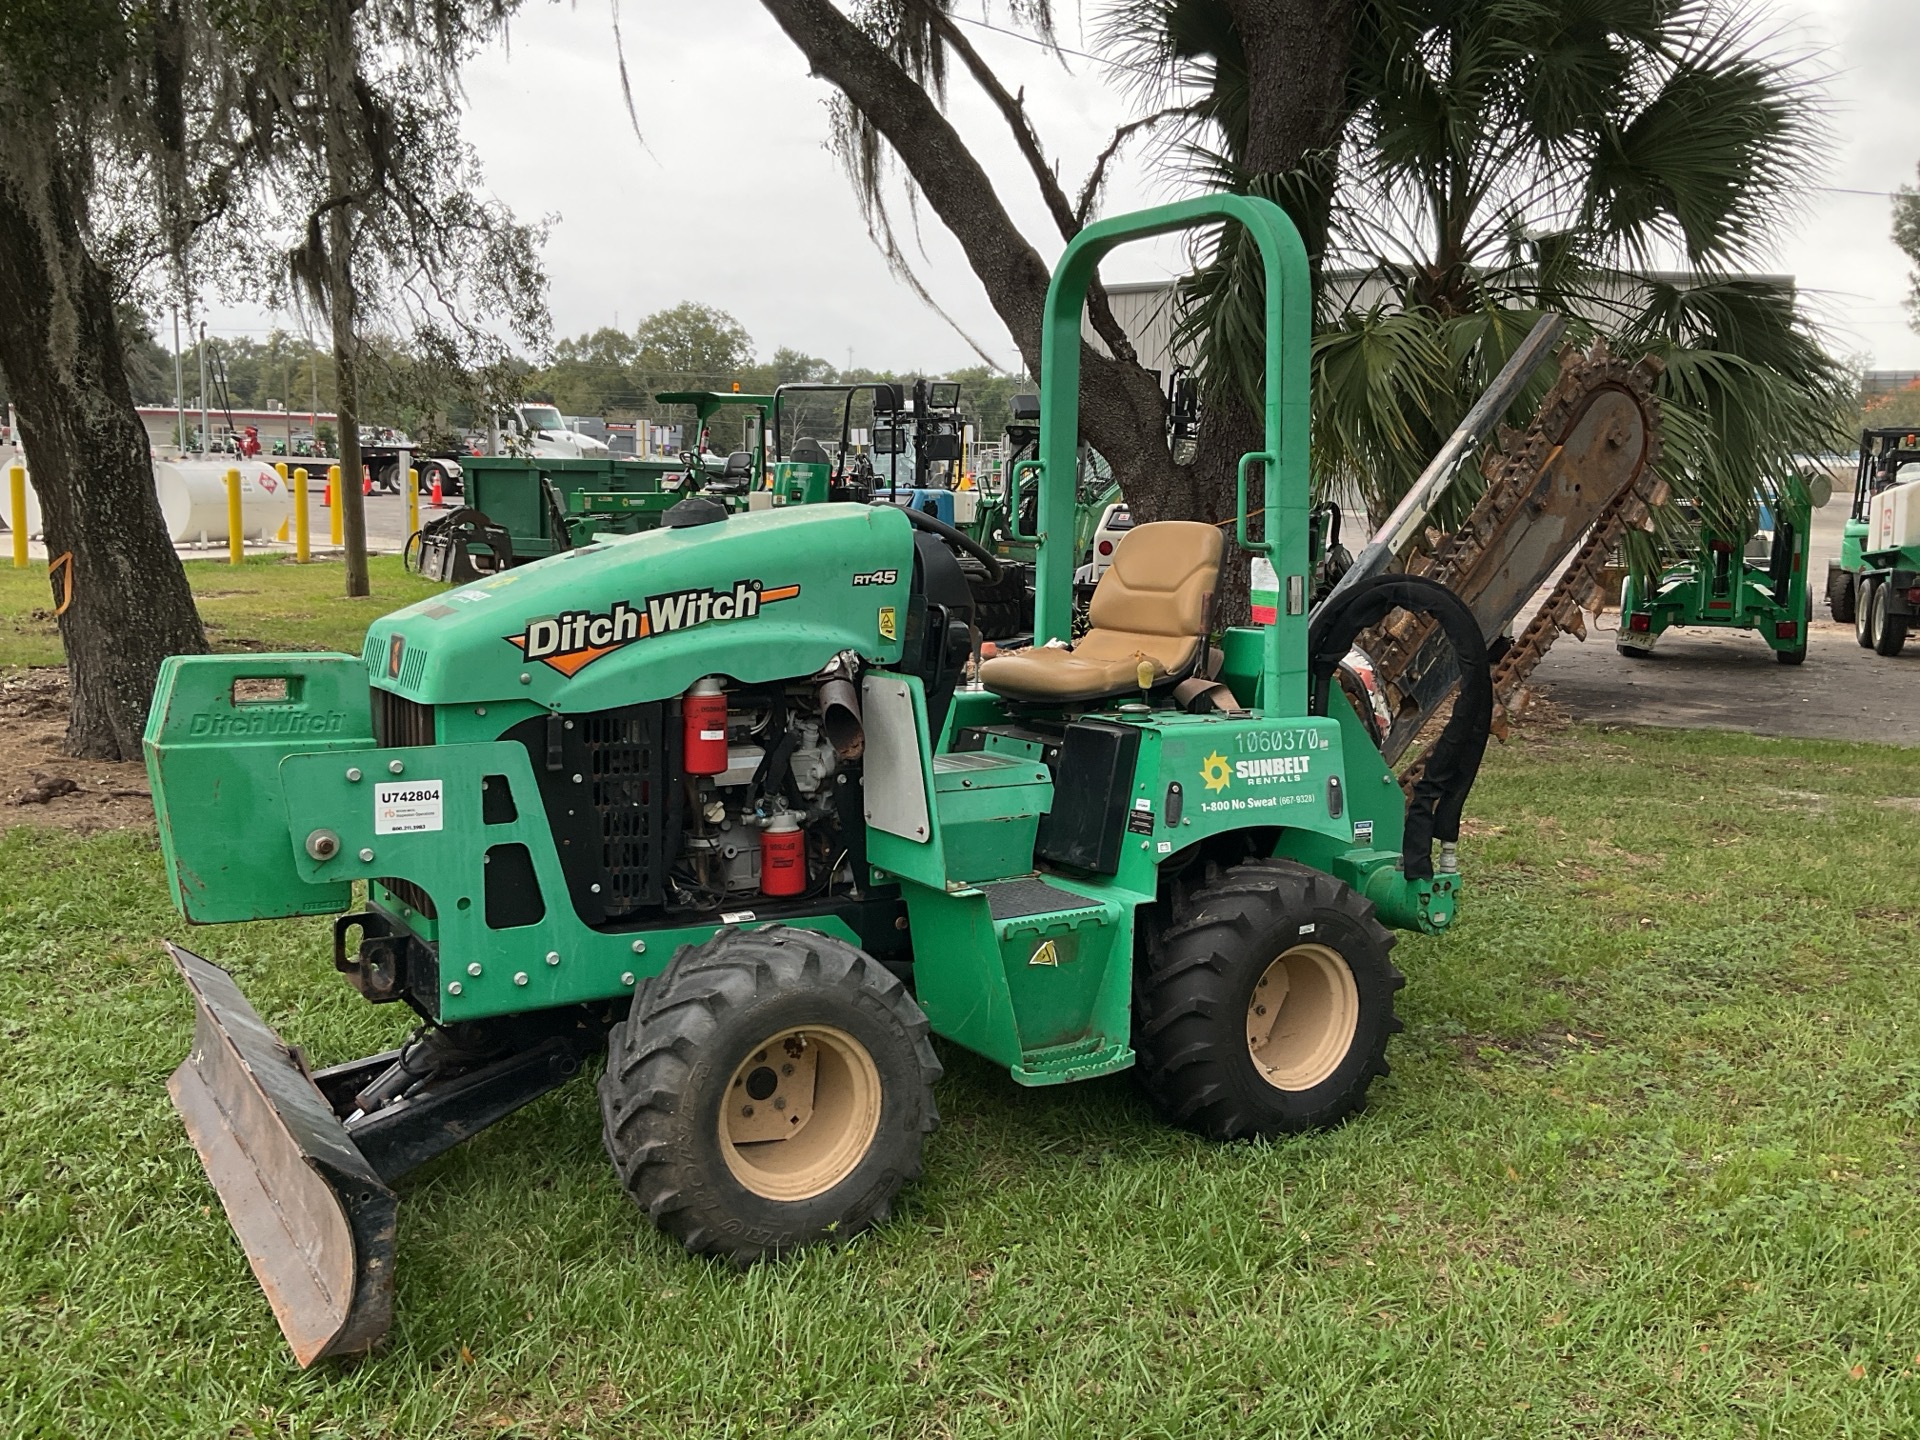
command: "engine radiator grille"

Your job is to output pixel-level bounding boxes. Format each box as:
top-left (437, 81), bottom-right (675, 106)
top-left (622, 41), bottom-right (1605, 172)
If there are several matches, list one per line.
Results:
top-left (507, 703), bottom-right (677, 926)
top-left (582, 709), bottom-right (668, 916)
top-left (372, 687), bottom-right (436, 748)
top-left (370, 688), bottom-right (439, 919)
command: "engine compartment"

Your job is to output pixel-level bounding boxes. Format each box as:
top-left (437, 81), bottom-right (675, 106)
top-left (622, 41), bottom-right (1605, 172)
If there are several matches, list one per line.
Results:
top-left (492, 670), bottom-right (870, 928)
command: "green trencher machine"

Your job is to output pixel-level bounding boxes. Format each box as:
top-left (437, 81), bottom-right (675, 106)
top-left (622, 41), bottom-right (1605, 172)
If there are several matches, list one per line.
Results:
top-left (146, 196), bottom-right (1492, 1365)
top-left (1616, 470), bottom-right (1828, 664)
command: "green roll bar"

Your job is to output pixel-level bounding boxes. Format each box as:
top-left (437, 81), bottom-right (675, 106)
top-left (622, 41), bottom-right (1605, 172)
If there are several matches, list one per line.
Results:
top-left (1031, 194), bottom-right (1310, 713)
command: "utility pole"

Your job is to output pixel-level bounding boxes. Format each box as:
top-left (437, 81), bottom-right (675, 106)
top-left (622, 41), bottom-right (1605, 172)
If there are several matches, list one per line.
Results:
top-left (172, 304), bottom-right (186, 453)
top-left (197, 321), bottom-right (209, 455)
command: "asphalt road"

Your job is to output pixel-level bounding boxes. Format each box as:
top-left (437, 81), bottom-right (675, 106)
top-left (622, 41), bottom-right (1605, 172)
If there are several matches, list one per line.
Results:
top-left (1527, 494), bottom-right (1920, 745)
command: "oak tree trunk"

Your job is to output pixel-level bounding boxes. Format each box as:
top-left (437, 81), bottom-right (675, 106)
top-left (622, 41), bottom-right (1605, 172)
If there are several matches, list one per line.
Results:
top-left (325, 34), bottom-right (371, 600)
top-left (0, 151), bottom-right (208, 759)
top-left (330, 225), bottom-right (369, 598)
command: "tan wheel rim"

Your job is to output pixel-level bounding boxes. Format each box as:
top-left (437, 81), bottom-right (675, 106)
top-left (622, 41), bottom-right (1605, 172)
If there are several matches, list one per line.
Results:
top-left (719, 1025), bottom-right (882, 1202)
top-left (1245, 943), bottom-right (1360, 1092)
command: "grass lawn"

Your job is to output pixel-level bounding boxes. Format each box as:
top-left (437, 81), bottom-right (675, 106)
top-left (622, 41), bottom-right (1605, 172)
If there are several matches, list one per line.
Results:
top-left (0, 555), bottom-right (445, 666)
top-left (4, 564), bottom-right (1920, 1435)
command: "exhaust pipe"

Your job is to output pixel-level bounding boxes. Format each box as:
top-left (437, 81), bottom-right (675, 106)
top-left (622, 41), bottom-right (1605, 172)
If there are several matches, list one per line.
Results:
top-left (816, 676), bottom-right (864, 759)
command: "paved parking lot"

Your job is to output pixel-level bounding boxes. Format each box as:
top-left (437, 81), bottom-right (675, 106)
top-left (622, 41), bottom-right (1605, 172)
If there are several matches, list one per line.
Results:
top-left (1527, 494), bottom-right (1920, 745)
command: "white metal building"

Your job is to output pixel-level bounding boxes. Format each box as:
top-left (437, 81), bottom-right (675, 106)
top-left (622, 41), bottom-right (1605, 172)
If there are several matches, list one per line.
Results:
top-left (1085, 270), bottom-right (1800, 385)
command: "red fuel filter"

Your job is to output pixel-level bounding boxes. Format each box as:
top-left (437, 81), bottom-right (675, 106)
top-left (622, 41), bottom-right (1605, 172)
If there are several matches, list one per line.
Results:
top-left (683, 677), bottom-right (728, 774)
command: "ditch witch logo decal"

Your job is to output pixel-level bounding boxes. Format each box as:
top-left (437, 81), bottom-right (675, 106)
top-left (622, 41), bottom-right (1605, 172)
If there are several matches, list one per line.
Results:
top-left (505, 579), bottom-right (801, 676)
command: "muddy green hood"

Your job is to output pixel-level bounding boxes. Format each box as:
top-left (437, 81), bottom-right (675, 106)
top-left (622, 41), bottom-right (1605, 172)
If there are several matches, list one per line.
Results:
top-left (367, 502), bottom-right (915, 711)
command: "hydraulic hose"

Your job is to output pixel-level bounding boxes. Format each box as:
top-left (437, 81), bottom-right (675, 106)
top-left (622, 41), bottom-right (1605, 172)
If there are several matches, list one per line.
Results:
top-left (1306, 572), bottom-right (1491, 881)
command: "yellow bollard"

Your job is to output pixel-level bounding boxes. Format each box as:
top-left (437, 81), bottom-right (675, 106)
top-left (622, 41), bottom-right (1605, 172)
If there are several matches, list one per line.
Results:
top-left (408, 466), bottom-right (420, 541)
top-left (274, 463), bottom-right (290, 543)
top-left (329, 465), bottom-right (342, 547)
top-left (8, 464), bottom-right (25, 568)
top-left (294, 467), bottom-right (310, 563)
top-left (226, 468), bottom-right (244, 565)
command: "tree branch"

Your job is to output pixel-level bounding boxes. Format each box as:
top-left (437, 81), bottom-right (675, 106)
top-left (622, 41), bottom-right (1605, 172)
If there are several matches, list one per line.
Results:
top-left (921, 5), bottom-right (1138, 364)
top-left (1076, 107), bottom-right (1195, 226)
top-left (758, 0), bottom-right (1170, 472)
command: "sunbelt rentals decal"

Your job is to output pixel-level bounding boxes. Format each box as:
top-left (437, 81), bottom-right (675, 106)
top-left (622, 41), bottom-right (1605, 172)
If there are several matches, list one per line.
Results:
top-left (506, 579), bottom-right (801, 676)
top-left (1197, 728), bottom-right (1329, 815)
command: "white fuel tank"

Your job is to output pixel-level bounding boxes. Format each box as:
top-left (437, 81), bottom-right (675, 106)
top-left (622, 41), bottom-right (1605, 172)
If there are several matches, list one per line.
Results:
top-left (155, 460), bottom-right (294, 542)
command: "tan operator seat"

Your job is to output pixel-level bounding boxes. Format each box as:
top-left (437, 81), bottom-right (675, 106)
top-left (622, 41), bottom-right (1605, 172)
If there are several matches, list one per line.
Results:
top-left (980, 520), bottom-right (1222, 703)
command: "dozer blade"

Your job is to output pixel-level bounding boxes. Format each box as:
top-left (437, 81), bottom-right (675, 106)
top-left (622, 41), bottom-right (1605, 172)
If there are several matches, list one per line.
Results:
top-left (165, 942), bottom-right (397, 1366)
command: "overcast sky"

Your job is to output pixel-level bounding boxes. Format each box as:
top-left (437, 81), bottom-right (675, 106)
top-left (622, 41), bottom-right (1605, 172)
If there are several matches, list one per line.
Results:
top-left (211, 0), bottom-right (1920, 376)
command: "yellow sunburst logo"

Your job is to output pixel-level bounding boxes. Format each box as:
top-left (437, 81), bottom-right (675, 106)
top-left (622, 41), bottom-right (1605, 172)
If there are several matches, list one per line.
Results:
top-left (1200, 752), bottom-right (1232, 792)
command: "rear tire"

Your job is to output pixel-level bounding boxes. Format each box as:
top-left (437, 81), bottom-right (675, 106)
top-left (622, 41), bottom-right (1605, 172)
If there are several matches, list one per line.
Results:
top-left (1829, 568), bottom-right (1856, 624)
top-left (1134, 860), bottom-right (1402, 1140)
top-left (1616, 640), bottom-right (1653, 659)
top-left (599, 926), bottom-right (940, 1262)
top-left (1872, 582), bottom-right (1909, 657)
top-left (1857, 578), bottom-right (1878, 649)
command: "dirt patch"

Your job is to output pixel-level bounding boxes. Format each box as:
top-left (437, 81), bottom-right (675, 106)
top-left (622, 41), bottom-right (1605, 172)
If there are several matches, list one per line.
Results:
top-left (1453, 1026), bottom-right (1612, 1071)
top-left (0, 668), bottom-right (154, 834)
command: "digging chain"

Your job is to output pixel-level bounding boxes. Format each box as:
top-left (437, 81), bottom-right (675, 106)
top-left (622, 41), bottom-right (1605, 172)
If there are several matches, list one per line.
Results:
top-left (1364, 341), bottom-right (1667, 764)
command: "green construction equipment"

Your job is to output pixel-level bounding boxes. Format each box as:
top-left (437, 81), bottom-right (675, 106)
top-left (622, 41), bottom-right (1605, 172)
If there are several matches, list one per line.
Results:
top-left (653, 389), bottom-right (773, 499)
top-left (1827, 428), bottom-right (1920, 656)
top-left (1617, 469), bottom-right (1828, 664)
top-left (766, 380), bottom-right (905, 505)
top-left (146, 194), bottom-right (1492, 1366)
top-left (410, 394), bottom-right (774, 580)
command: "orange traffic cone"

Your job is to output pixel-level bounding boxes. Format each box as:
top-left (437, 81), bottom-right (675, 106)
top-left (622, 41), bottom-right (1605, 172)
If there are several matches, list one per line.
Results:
top-left (430, 476), bottom-right (444, 509)
top-left (362, 468), bottom-right (372, 496)
top-left (322, 481), bottom-right (332, 507)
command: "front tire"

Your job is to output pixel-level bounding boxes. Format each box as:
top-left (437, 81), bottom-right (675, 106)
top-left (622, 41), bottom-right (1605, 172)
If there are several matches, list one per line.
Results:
top-left (1134, 860), bottom-right (1402, 1140)
top-left (599, 926), bottom-right (940, 1262)
top-left (1872, 582), bottom-right (1909, 657)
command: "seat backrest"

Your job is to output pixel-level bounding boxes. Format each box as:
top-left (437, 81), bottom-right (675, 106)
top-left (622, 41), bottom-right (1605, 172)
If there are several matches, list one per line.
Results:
top-left (1088, 521), bottom-right (1222, 638)
top-left (789, 437), bottom-right (830, 466)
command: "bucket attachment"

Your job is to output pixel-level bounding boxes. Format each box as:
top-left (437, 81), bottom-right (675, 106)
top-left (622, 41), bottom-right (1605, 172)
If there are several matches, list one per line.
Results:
top-left (166, 943), bottom-right (397, 1366)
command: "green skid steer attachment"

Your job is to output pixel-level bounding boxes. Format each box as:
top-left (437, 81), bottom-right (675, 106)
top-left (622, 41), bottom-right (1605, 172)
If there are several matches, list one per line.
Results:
top-left (167, 944), bottom-right (397, 1365)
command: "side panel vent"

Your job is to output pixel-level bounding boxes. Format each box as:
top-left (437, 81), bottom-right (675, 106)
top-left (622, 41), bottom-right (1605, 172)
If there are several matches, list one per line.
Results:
top-left (372, 688), bottom-right (436, 748)
top-left (398, 647), bottom-right (427, 690)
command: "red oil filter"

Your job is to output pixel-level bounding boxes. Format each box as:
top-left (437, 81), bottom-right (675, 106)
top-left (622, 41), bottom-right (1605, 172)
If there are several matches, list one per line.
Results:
top-left (760, 813), bottom-right (806, 896)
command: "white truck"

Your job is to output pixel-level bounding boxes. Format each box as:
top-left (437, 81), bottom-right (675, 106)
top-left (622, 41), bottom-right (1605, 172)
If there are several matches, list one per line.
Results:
top-left (498, 403), bottom-right (611, 459)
